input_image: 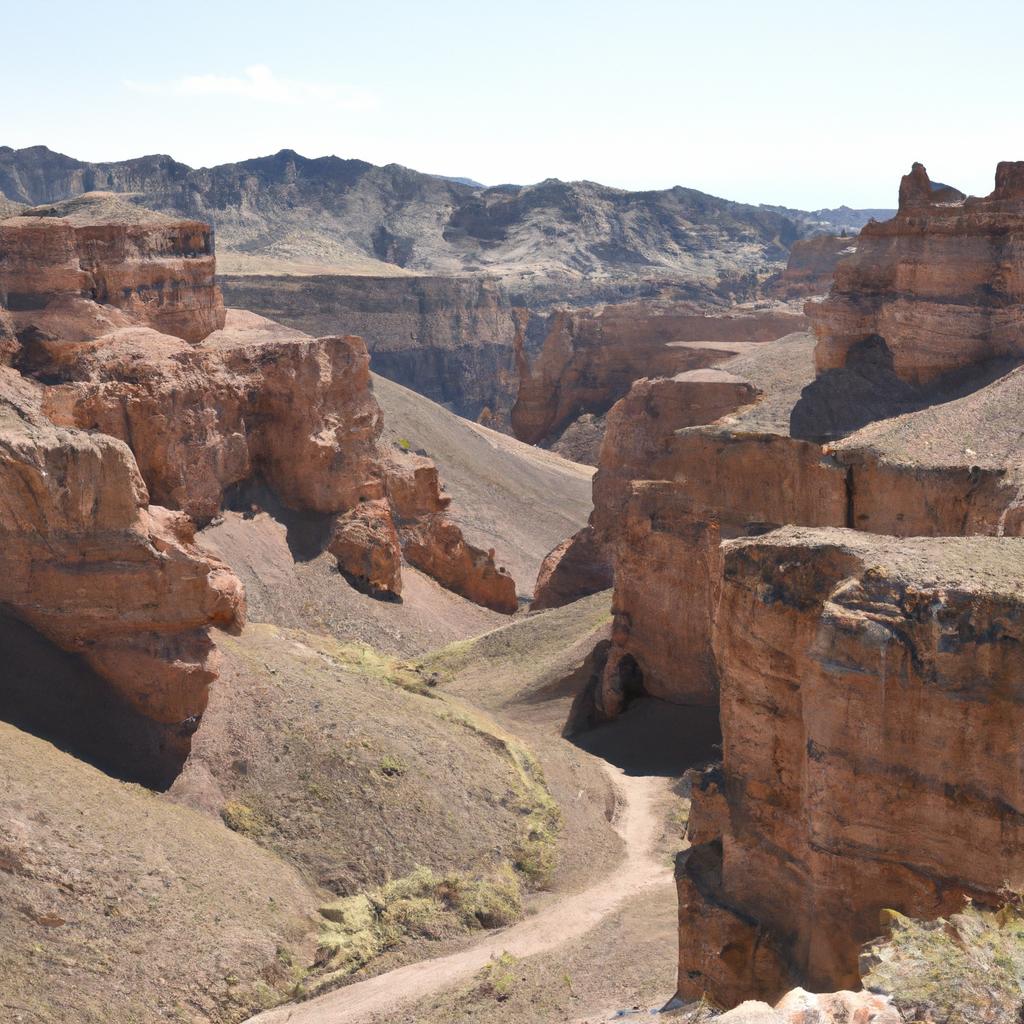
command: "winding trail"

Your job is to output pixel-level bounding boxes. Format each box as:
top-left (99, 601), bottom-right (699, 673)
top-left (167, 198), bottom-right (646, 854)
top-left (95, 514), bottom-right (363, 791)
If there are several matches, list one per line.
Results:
top-left (247, 763), bottom-right (666, 1024)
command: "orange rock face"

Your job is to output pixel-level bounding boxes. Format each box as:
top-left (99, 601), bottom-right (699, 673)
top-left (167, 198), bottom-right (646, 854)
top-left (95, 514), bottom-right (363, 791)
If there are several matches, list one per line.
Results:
top-left (511, 303), bottom-right (807, 447)
top-left (399, 514), bottom-right (518, 613)
top-left (678, 527), bottom-right (1024, 1003)
top-left (328, 498), bottom-right (403, 597)
top-left (0, 193), bottom-right (225, 345)
top-left (40, 315), bottom-right (385, 524)
top-left (808, 162), bottom-right (1024, 385)
top-left (593, 336), bottom-right (848, 713)
top-left (0, 366), bottom-right (243, 753)
top-left (530, 522), bottom-right (612, 610)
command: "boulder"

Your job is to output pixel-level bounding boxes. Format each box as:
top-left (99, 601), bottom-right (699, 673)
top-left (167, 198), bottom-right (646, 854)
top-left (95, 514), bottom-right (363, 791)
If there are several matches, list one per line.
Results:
top-left (328, 499), bottom-right (403, 597)
top-left (531, 522), bottom-right (612, 610)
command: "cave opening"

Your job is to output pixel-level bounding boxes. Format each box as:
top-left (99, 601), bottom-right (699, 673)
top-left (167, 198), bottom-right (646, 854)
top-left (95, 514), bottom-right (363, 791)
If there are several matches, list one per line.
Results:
top-left (0, 607), bottom-right (189, 791)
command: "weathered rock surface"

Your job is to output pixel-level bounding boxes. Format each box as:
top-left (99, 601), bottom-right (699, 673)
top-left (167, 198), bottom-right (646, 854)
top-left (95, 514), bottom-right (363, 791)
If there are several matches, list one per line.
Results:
top-left (594, 334), bottom-right (848, 713)
top-left (399, 514), bottom-right (518, 613)
top-left (220, 273), bottom-right (521, 423)
top-left (40, 312), bottom-right (385, 523)
top-left (765, 235), bottom-right (857, 300)
top-left (328, 498), bottom-right (403, 597)
top-left (713, 990), bottom-right (900, 1024)
top-left (531, 522), bottom-right (612, 610)
top-left (0, 192), bottom-right (225, 344)
top-left (678, 527), bottom-right (1024, 1003)
top-left (512, 304), bottom-right (806, 448)
top-left (0, 365), bottom-right (243, 763)
top-left (829, 361), bottom-right (1024, 536)
top-left (808, 161), bottom-right (1024, 385)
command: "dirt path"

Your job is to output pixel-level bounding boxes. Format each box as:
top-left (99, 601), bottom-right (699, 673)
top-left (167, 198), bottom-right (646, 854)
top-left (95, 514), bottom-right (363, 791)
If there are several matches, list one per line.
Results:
top-left (247, 763), bottom-right (666, 1024)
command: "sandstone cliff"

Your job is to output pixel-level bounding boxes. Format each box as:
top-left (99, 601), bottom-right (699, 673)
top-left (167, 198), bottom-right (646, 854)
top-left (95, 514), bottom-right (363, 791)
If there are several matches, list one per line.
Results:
top-left (0, 192), bottom-right (225, 343)
top-left (678, 528), bottom-right (1024, 1002)
top-left (0, 194), bottom-right (525, 785)
top-left (220, 273), bottom-right (521, 422)
top-left (582, 162), bottom-right (1024, 1012)
top-left (511, 303), bottom-right (807, 452)
top-left (808, 161), bottom-right (1024, 384)
top-left (764, 234), bottom-right (857, 299)
top-left (0, 365), bottom-right (243, 777)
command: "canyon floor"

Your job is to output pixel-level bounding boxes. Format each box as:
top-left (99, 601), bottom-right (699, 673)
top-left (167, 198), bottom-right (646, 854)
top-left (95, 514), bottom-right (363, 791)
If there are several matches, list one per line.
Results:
top-left (248, 590), bottom-right (710, 1024)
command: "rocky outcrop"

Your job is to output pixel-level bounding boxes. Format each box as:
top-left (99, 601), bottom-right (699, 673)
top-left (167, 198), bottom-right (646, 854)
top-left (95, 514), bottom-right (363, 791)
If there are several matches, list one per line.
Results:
top-left (764, 235), bottom-right (857, 300)
top-left (0, 365), bottom-right (243, 766)
top-left (0, 193), bottom-right (225, 344)
top-left (828, 361), bottom-right (1024, 537)
top-left (511, 303), bottom-right (806, 449)
top-left (40, 314), bottom-right (385, 524)
top-left (220, 274), bottom-right (521, 423)
top-left (531, 522), bottom-right (612, 610)
top-left (808, 161), bottom-right (1024, 385)
top-left (328, 498), bottom-right (403, 597)
top-left (677, 527), bottom-right (1024, 1003)
top-left (593, 335), bottom-right (849, 714)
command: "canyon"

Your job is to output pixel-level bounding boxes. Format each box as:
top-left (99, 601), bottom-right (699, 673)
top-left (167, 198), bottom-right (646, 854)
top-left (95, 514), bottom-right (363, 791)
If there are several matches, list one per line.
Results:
top-left (3, 142), bottom-right (1022, 1024)
top-left (569, 161), bottom-right (1024, 1013)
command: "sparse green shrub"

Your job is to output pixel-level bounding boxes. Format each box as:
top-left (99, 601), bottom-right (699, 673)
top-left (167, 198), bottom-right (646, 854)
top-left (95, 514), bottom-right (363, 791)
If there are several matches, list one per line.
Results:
top-left (379, 754), bottom-right (407, 778)
top-left (220, 801), bottom-right (267, 837)
top-left (862, 899), bottom-right (1024, 1024)
top-left (314, 864), bottom-right (524, 984)
top-left (476, 952), bottom-right (519, 1001)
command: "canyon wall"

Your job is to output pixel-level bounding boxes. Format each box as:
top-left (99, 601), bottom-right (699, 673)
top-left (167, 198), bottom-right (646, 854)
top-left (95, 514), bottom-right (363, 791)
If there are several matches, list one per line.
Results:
top-left (678, 528), bottom-right (1024, 1002)
top-left (0, 194), bottom-right (521, 777)
top-left (808, 161), bottom-right (1024, 384)
top-left (764, 234), bottom-right (857, 299)
top-left (219, 273), bottom-right (521, 423)
top-left (0, 192), bottom-right (224, 343)
top-left (577, 162), bottom-right (1024, 1007)
top-left (511, 303), bottom-right (807, 451)
top-left (0, 365), bottom-right (243, 773)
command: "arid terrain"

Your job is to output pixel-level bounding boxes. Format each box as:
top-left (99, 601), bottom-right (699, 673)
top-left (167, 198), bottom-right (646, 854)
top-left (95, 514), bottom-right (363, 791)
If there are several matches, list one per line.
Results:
top-left (2, 136), bottom-right (1024, 1024)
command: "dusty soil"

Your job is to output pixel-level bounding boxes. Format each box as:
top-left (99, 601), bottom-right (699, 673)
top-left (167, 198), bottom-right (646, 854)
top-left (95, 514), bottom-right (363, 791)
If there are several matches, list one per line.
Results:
top-left (247, 764), bottom-right (673, 1024)
top-left (200, 510), bottom-right (503, 657)
top-left (0, 722), bottom-right (319, 1024)
top-left (372, 373), bottom-right (594, 596)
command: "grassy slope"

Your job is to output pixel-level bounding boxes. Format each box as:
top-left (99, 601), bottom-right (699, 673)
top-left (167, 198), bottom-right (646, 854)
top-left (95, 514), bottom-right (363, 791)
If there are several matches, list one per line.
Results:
top-left (0, 723), bottom-right (318, 1024)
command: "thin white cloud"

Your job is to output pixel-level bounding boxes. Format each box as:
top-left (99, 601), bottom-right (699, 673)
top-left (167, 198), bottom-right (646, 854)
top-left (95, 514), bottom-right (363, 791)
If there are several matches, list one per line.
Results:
top-left (125, 65), bottom-right (377, 111)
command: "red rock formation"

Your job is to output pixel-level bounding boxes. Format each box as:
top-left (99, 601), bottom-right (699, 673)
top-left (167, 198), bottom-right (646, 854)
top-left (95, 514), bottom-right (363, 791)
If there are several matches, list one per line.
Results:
top-left (593, 337), bottom-right (848, 714)
top-left (40, 314), bottom-right (385, 523)
top-left (0, 193), bottom-right (225, 345)
top-left (829, 362), bottom-right (1024, 537)
top-left (511, 303), bottom-right (807, 447)
top-left (531, 521), bottom-right (612, 610)
top-left (399, 515), bottom-right (517, 613)
top-left (678, 527), bottom-right (1024, 1003)
top-left (808, 162), bottom-right (1024, 385)
top-left (0, 366), bottom-right (243, 750)
top-left (328, 498), bottom-right (403, 597)
top-left (765, 235), bottom-right (857, 300)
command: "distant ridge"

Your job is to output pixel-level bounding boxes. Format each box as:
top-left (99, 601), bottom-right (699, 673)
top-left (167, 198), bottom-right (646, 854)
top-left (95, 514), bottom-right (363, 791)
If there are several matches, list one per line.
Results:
top-left (0, 145), bottom-right (891, 305)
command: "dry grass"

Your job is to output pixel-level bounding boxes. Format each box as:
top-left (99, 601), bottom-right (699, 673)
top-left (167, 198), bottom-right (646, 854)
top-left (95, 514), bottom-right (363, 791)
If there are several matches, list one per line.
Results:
top-left (862, 901), bottom-right (1024, 1023)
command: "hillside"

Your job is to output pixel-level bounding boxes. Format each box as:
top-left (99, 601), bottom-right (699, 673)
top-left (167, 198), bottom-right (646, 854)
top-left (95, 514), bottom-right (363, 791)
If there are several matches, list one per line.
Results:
top-left (0, 145), bottom-right (887, 306)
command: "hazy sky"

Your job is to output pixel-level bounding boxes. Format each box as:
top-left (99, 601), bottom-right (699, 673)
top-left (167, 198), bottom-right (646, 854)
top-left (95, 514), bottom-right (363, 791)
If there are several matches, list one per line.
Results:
top-left (5, 0), bottom-right (1023, 209)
